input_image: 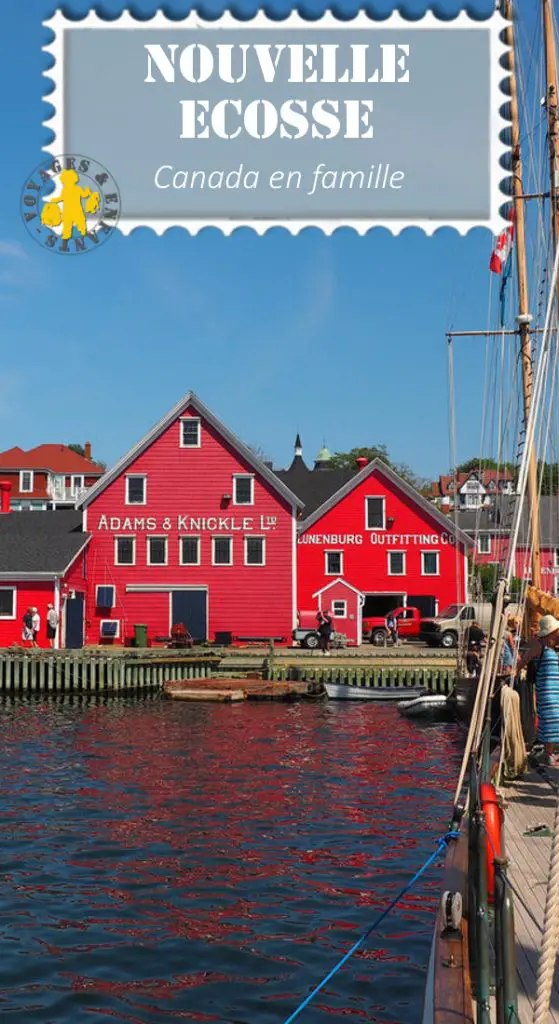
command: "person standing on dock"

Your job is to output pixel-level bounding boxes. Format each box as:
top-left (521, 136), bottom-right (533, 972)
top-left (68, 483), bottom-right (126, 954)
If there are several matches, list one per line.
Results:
top-left (517, 614), bottom-right (559, 768)
top-left (317, 609), bottom-right (333, 655)
top-left (386, 611), bottom-right (399, 646)
top-left (22, 608), bottom-right (34, 647)
top-left (46, 604), bottom-right (58, 649)
top-left (31, 607), bottom-right (40, 648)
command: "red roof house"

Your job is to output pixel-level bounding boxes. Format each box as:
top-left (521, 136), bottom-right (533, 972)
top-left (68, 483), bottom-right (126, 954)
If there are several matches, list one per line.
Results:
top-left (0, 442), bottom-right (105, 509)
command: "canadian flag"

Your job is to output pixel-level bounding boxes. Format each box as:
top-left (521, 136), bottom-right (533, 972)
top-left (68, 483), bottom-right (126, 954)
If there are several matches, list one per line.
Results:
top-left (490, 212), bottom-right (515, 274)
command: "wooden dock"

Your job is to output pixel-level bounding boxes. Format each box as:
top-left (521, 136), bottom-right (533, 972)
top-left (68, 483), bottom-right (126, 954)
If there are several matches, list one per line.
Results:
top-left (500, 765), bottom-right (559, 1021)
top-left (163, 678), bottom-right (323, 701)
top-left (0, 648), bottom-right (457, 696)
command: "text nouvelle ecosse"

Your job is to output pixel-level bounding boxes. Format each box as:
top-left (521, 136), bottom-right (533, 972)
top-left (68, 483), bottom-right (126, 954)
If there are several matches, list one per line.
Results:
top-left (144, 42), bottom-right (410, 141)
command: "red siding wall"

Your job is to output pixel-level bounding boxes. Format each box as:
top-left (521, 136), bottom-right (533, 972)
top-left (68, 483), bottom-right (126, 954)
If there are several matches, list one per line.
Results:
top-left (0, 470), bottom-right (50, 500)
top-left (297, 467), bottom-right (468, 619)
top-left (82, 410), bottom-right (295, 645)
top-left (474, 539), bottom-right (559, 594)
top-left (0, 582), bottom-right (55, 647)
top-left (315, 580), bottom-right (361, 645)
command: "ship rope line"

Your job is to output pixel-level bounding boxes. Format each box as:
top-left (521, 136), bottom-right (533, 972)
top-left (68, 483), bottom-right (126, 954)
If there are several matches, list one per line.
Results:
top-left (280, 261), bottom-right (559, 1024)
top-left (281, 829), bottom-right (460, 1024)
top-left (451, 240), bottom-right (559, 814)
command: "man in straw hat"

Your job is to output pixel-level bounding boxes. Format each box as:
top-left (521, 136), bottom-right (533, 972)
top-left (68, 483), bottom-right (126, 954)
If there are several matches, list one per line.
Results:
top-left (517, 614), bottom-right (559, 767)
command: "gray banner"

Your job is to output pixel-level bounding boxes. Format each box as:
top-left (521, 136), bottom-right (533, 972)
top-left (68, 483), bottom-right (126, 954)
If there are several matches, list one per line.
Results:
top-left (54, 19), bottom-right (497, 223)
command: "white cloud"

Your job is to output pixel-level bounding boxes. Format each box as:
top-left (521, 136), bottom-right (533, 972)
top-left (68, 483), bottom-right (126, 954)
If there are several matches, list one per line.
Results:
top-left (0, 240), bottom-right (28, 260)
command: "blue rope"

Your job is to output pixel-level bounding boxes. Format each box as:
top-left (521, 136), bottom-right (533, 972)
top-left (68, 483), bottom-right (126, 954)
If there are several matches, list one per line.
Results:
top-left (282, 830), bottom-right (460, 1024)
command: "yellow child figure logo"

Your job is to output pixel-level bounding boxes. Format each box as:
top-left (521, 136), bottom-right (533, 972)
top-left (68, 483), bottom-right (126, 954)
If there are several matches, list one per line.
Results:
top-left (40, 169), bottom-right (101, 240)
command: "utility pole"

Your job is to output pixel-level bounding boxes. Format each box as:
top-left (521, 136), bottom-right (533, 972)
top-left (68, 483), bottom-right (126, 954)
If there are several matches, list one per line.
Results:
top-left (501, 0), bottom-right (542, 604)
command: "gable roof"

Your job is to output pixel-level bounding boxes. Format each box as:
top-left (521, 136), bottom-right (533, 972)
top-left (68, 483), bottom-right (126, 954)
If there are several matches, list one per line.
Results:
top-left (78, 391), bottom-right (304, 511)
top-left (456, 496), bottom-right (559, 547)
top-left (299, 458), bottom-right (473, 548)
top-left (0, 510), bottom-right (90, 579)
top-left (312, 577), bottom-right (365, 599)
top-left (0, 444), bottom-right (104, 475)
top-left (434, 469), bottom-right (514, 497)
top-left (274, 455), bottom-right (355, 516)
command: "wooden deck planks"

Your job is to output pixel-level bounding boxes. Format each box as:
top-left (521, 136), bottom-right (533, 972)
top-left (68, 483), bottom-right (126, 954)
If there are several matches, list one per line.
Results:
top-left (500, 766), bottom-right (559, 1022)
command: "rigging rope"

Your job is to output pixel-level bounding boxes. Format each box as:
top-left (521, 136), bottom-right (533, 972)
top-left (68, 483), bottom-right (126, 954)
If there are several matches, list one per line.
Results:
top-left (282, 831), bottom-right (460, 1024)
top-left (533, 792), bottom-right (559, 1024)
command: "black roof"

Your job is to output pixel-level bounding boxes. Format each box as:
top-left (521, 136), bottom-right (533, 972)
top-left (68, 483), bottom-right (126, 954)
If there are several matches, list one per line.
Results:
top-left (456, 496), bottom-right (559, 546)
top-left (0, 510), bottom-right (90, 576)
top-left (274, 455), bottom-right (356, 517)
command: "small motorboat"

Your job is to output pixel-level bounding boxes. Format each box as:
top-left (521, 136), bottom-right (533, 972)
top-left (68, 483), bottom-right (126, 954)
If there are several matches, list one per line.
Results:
top-left (324, 682), bottom-right (425, 701)
top-left (397, 693), bottom-right (452, 720)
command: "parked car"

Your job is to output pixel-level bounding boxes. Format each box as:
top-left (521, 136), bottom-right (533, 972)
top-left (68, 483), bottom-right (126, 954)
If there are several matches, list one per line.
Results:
top-left (419, 604), bottom-right (477, 649)
top-left (362, 605), bottom-right (422, 646)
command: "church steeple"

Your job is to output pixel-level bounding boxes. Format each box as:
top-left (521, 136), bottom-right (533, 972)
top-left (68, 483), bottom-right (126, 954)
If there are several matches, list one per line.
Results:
top-left (294, 433), bottom-right (302, 457)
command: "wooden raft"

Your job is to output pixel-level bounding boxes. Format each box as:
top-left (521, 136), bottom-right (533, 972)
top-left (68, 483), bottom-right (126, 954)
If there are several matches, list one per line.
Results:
top-left (163, 678), bottom-right (322, 701)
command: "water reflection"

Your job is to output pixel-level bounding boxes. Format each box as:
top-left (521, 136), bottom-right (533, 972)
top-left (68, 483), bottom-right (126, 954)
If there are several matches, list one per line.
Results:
top-left (0, 697), bottom-right (461, 1022)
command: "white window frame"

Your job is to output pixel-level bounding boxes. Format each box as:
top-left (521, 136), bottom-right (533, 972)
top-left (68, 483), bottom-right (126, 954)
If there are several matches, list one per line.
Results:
top-left (421, 550), bottom-right (440, 576)
top-left (114, 535), bottom-right (136, 566)
top-left (332, 600), bottom-right (347, 618)
top-left (477, 535), bottom-right (491, 555)
top-left (179, 417), bottom-right (201, 448)
top-left (100, 619), bottom-right (120, 639)
top-left (19, 470), bottom-right (33, 493)
top-left (233, 474), bottom-right (255, 506)
top-left (365, 495), bottom-right (386, 531)
top-left (388, 551), bottom-right (406, 576)
top-left (244, 535), bottom-right (266, 566)
top-left (71, 475), bottom-right (84, 495)
top-left (147, 535), bottom-right (168, 566)
top-left (179, 536), bottom-right (201, 567)
top-left (554, 548), bottom-right (559, 568)
top-left (125, 474), bottom-right (147, 506)
top-left (212, 536), bottom-right (233, 566)
top-left (95, 584), bottom-right (115, 608)
top-left (325, 550), bottom-right (344, 576)
top-left (0, 586), bottom-right (16, 620)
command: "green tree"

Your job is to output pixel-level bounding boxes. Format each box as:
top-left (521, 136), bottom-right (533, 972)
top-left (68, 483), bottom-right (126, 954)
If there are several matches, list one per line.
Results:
top-left (455, 457), bottom-right (515, 474)
top-left (329, 445), bottom-right (390, 470)
top-left (68, 443), bottom-right (85, 457)
top-left (329, 446), bottom-right (429, 492)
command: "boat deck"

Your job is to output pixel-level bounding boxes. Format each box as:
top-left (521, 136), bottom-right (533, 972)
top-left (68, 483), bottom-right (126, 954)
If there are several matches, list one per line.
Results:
top-left (502, 764), bottom-right (559, 1021)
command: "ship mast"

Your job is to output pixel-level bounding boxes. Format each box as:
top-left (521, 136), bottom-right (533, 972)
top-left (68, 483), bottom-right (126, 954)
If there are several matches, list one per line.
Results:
top-left (501, 0), bottom-right (542, 613)
top-left (543, 0), bottom-right (559, 277)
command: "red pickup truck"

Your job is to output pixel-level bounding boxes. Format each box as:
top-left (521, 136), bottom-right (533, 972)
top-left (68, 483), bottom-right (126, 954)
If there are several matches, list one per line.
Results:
top-left (362, 606), bottom-right (422, 646)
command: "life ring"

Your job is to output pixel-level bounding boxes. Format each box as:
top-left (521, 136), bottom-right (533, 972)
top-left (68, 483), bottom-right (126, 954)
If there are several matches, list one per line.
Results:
top-left (480, 782), bottom-right (503, 903)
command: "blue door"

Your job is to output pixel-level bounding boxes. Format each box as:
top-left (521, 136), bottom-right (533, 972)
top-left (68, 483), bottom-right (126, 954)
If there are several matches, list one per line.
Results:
top-left (171, 590), bottom-right (207, 642)
top-left (65, 594), bottom-right (84, 648)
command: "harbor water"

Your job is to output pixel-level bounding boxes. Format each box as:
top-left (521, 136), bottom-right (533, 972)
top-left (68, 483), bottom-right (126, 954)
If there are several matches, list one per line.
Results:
top-left (0, 696), bottom-right (462, 1023)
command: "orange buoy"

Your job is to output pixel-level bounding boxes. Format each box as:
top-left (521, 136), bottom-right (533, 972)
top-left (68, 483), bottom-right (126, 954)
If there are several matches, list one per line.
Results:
top-left (480, 782), bottom-right (503, 903)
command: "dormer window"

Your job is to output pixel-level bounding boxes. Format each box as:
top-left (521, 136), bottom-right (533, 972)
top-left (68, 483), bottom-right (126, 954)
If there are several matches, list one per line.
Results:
top-left (126, 475), bottom-right (146, 505)
top-left (19, 471), bottom-right (33, 493)
top-left (180, 417), bottom-right (201, 448)
top-left (233, 474), bottom-right (254, 506)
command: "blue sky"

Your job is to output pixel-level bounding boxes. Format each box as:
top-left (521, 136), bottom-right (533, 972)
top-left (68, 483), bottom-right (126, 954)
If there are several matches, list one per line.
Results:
top-left (0, 0), bottom-right (542, 481)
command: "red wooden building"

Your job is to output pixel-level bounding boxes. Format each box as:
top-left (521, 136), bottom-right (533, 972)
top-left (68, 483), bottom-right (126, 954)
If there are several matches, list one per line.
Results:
top-left (459, 497), bottom-right (559, 598)
top-left (0, 503), bottom-right (90, 648)
top-left (277, 442), bottom-right (471, 645)
top-left (0, 442), bottom-right (104, 510)
top-left (74, 392), bottom-right (302, 648)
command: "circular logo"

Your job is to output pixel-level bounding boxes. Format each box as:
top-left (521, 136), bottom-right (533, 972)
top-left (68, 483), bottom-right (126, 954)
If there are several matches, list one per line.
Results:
top-left (21, 155), bottom-right (120, 254)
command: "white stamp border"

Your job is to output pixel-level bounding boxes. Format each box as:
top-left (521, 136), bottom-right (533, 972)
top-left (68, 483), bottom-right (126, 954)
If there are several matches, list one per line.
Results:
top-left (42, 9), bottom-right (510, 236)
